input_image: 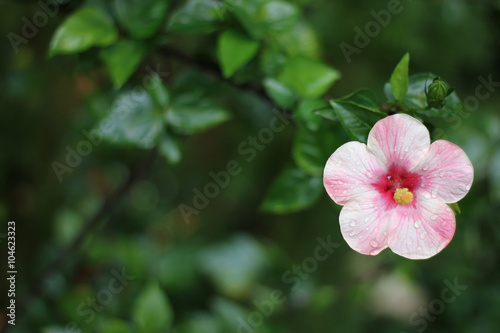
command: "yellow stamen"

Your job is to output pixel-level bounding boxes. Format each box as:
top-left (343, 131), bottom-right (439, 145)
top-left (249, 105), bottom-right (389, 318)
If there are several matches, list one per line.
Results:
top-left (394, 188), bottom-right (413, 205)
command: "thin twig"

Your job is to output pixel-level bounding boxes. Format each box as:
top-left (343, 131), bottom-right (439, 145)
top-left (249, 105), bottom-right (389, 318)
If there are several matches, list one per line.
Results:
top-left (14, 149), bottom-right (158, 327)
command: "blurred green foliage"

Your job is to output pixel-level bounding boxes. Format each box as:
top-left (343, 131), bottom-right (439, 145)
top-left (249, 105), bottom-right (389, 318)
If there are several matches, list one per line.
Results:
top-left (1, 0), bottom-right (500, 332)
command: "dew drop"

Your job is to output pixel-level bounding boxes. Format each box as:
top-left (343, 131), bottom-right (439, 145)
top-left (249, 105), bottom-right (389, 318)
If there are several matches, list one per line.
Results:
top-left (422, 164), bottom-right (429, 171)
top-left (342, 190), bottom-right (347, 194)
top-left (365, 171), bottom-right (373, 179)
top-left (365, 227), bottom-right (370, 231)
top-left (465, 184), bottom-right (471, 191)
top-left (431, 189), bottom-right (438, 198)
top-left (349, 231), bottom-right (356, 237)
top-left (370, 249), bottom-right (379, 255)
top-left (439, 171), bottom-right (445, 178)
top-left (370, 240), bottom-right (379, 247)
top-left (349, 220), bottom-right (356, 227)
top-left (355, 161), bottom-right (361, 166)
top-left (404, 146), bottom-right (409, 152)
top-left (350, 148), bottom-right (355, 153)
top-left (414, 220), bottom-right (421, 228)
top-left (364, 217), bottom-right (370, 223)
top-left (383, 231), bottom-right (387, 236)
top-left (430, 214), bottom-right (438, 221)
top-left (424, 193), bottom-right (431, 199)
top-left (355, 180), bottom-right (360, 185)
top-left (336, 161), bottom-right (341, 167)
top-left (417, 246), bottom-right (422, 251)
top-left (419, 232), bottom-right (426, 240)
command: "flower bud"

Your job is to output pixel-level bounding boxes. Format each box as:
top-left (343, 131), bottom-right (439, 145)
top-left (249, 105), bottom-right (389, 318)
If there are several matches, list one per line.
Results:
top-left (426, 78), bottom-right (452, 109)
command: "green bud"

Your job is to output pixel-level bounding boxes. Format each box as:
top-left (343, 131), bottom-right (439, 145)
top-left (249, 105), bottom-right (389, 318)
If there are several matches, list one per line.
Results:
top-left (426, 77), bottom-right (453, 109)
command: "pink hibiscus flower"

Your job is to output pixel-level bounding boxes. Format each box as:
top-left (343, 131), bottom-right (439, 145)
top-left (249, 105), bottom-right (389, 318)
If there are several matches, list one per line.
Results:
top-left (323, 114), bottom-right (473, 259)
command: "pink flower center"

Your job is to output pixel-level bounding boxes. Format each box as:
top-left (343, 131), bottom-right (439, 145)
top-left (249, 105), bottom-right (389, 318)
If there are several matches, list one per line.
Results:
top-left (372, 163), bottom-right (421, 207)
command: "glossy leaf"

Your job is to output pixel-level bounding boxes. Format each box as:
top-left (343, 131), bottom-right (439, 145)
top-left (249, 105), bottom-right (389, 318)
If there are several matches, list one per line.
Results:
top-left (292, 126), bottom-right (337, 176)
top-left (273, 20), bottom-right (321, 58)
top-left (49, 6), bottom-right (118, 57)
top-left (132, 283), bottom-right (173, 333)
top-left (260, 165), bottom-right (322, 213)
top-left (113, 0), bottom-right (168, 39)
top-left (159, 132), bottom-right (181, 164)
top-left (329, 100), bottom-right (384, 143)
top-left (263, 77), bottom-right (297, 108)
top-left (217, 29), bottom-right (260, 78)
top-left (338, 89), bottom-right (383, 114)
top-left (389, 52), bottom-right (410, 101)
top-left (278, 56), bottom-right (341, 99)
top-left (98, 89), bottom-right (163, 148)
top-left (168, 0), bottom-right (226, 33)
top-left (100, 40), bottom-right (146, 88)
top-left (225, 0), bottom-right (300, 39)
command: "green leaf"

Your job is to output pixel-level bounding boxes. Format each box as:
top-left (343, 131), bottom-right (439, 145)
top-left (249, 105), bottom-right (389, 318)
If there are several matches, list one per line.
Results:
top-left (159, 132), bottom-right (181, 164)
top-left (260, 165), bottom-right (322, 214)
top-left (200, 235), bottom-right (267, 297)
top-left (339, 89), bottom-right (383, 114)
top-left (100, 40), bottom-right (146, 88)
top-left (133, 283), bottom-right (173, 333)
top-left (148, 74), bottom-right (170, 109)
top-left (113, 0), bottom-right (168, 39)
top-left (167, 101), bottom-right (231, 134)
top-left (225, 0), bottom-right (300, 39)
top-left (101, 319), bottom-right (134, 333)
top-left (389, 52), bottom-right (410, 101)
top-left (98, 89), bottom-right (163, 148)
top-left (278, 56), bottom-right (341, 99)
top-left (330, 100), bottom-right (384, 143)
top-left (259, 47), bottom-right (286, 76)
top-left (447, 203), bottom-right (461, 215)
top-left (272, 20), bottom-right (321, 58)
top-left (168, 0), bottom-right (226, 33)
top-left (217, 29), bottom-right (260, 78)
top-left (292, 126), bottom-right (336, 176)
top-left (49, 6), bottom-right (118, 57)
top-left (262, 77), bottom-right (297, 108)
top-left (177, 313), bottom-right (222, 333)
top-left (295, 99), bottom-right (329, 131)
top-left (384, 73), bottom-right (466, 118)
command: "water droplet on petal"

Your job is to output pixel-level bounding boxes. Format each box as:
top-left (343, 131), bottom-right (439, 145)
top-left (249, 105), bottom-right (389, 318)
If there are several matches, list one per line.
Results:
top-left (414, 220), bottom-right (421, 228)
top-left (465, 184), bottom-right (471, 191)
top-left (342, 190), bottom-right (347, 194)
top-left (383, 231), bottom-right (387, 236)
top-left (419, 232), bottom-right (426, 240)
top-left (370, 240), bottom-right (379, 247)
top-left (431, 214), bottom-right (438, 221)
top-left (424, 193), bottom-right (431, 199)
top-left (417, 246), bottom-right (422, 251)
top-left (349, 231), bottom-right (356, 237)
top-left (349, 220), bottom-right (356, 227)
top-left (404, 146), bottom-right (409, 152)
top-left (350, 148), bottom-right (355, 153)
top-left (338, 180), bottom-right (344, 185)
top-left (355, 180), bottom-right (360, 185)
top-left (365, 171), bottom-right (373, 179)
top-left (364, 217), bottom-right (370, 222)
top-left (355, 161), bottom-right (360, 166)
top-left (439, 171), bottom-right (445, 178)
top-left (365, 227), bottom-right (370, 231)
top-left (431, 189), bottom-right (438, 198)
top-left (422, 164), bottom-right (429, 171)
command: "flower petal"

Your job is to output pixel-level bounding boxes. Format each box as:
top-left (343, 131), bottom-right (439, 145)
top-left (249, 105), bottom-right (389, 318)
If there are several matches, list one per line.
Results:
top-left (339, 193), bottom-right (394, 256)
top-left (412, 140), bottom-right (474, 203)
top-left (388, 199), bottom-right (455, 259)
top-left (324, 142), bottom-right (385, 205)
top-left (367, 114), bottom-right (430, 170)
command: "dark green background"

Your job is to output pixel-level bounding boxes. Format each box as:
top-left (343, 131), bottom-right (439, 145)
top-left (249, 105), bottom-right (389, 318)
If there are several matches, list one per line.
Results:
top-left (1, 0), bottom-right (500, 332)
